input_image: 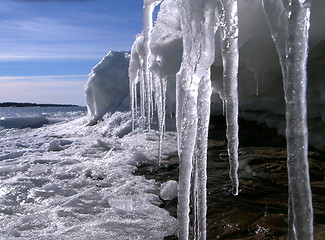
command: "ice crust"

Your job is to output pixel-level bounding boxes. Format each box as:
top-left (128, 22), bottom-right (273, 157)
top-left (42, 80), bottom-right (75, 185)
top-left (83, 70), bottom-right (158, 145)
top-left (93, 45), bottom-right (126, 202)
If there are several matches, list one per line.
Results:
top-left (0, 112), bottom-right (178, 239)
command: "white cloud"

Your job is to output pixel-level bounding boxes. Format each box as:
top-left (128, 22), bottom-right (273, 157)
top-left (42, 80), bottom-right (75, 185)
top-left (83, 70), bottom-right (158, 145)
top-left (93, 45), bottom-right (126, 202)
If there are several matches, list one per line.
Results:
top-left (0, 17), bottom-right (130, 61)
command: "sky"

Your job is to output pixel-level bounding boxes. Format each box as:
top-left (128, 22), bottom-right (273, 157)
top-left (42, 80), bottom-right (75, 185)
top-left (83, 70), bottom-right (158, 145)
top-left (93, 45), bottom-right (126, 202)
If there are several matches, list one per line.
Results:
top-left (0, 0), bottom-right (143, 106)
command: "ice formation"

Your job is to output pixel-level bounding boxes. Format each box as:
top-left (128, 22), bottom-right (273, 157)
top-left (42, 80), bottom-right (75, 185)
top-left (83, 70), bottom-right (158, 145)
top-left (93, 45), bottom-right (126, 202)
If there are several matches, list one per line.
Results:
top-left (216, 0), bottom-right (240, 196)
top-left (262, 1), bottom-right (313, 239)
top-left (85, 51), bottom-right (130, 123)
top-left (126, 0), bottom-right (323, 239)
top-left (0, 116), bottom-right (49, 128)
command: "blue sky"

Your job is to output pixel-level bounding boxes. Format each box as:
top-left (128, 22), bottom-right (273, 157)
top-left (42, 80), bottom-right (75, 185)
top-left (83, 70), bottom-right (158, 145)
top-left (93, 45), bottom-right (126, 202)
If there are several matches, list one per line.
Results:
top-left (0, 0), bottom-right (143, 106)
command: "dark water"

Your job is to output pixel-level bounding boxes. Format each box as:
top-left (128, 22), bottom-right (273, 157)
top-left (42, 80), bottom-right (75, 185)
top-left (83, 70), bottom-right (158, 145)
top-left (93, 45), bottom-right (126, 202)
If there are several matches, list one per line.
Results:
top-left (137, 117), bottom-right (325, 240)
top-left (0, 106), bottom-right (87, 118)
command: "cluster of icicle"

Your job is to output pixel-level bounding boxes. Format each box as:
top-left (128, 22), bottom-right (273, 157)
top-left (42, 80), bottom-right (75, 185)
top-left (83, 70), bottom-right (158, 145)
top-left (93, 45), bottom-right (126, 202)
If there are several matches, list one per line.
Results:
top-left (129, 0), bottom-right (313, 239)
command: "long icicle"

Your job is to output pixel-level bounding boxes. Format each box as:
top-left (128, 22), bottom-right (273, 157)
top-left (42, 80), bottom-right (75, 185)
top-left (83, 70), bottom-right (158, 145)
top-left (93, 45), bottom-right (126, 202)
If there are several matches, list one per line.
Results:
top-left (193, 73), bottom-right (212, 239)
top-left (143, 0), bottom-right (162, 129)
top-left (192, 1), bottom-right (216, 238)
top-left (175, 1), bottom-right (217, 239)
top-left (285, 1), bottom-right (313, 239)
top-left (176, 69), bottom-right (199, 239)
top-left (129, 36), bottom-right (143, 131)
top-left (152, 73), bottom-right (166, 164)
top-left (217, 0), bottom-right (239, 196)
top-left (262, 1), bottom-right (313, 238)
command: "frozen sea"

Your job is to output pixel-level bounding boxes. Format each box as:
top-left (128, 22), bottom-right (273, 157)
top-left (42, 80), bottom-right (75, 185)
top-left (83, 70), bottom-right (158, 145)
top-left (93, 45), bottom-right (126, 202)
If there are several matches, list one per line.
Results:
top-left (0, 107), bottom-right (177, 239)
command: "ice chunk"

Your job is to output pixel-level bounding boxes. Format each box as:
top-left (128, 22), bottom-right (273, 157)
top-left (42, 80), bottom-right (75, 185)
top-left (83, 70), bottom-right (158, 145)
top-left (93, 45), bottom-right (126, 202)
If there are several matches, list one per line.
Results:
top-left (85, 51), bottom-right (130, 122)
top-left (130, 151), bottom-right (150, 166)
top-left (31, 184), bottom-right (77, 198)
top-left (109, 198), bottom-right (133, 212)
top-left (48, 140), bottom-right (64, 152)
top-left (160, 180), bottom-right (178, 201)
top-left (0, 151), bottom-right (25, 161)
top-left (30, 164), bottom-right (48, 176)
top-left (0, 116), bottom-right (49, 128)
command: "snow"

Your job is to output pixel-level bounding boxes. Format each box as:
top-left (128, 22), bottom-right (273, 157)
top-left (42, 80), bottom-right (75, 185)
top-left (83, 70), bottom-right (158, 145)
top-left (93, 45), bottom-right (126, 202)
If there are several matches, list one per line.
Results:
top-left (0, 112), bottom-right (178, 239)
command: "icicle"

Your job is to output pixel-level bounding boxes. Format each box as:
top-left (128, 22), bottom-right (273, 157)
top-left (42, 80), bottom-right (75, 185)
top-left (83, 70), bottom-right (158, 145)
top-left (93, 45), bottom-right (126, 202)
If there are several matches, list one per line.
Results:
top-left (193, 72), bottom-right (212, 239)
top-left (131, 71), bottom-right (140, 131)
top-left (149, 71), bottom-right (154, 123)
top-left (174, 1), bottom-right (199, 235)
top-left (175, 1), bottom-right (216, 239)
top-left (130, 78), bottom-right (136, 131)
top-left (176, 67), bottom-right (199, 240)
top-left (262, 0), bottom-right (288, 77)
top-left (262, 0), bottom-right (313, 239)
top-left (134, 73), bottom-right (138, 125)
top-left (286, 1), bottom-right (313, 239)
top-left (222, 98), bottom-right (225, 116)
top-left (255, 73), bottom-right (259, 96)
top-left (143, 0), bottom-right (162, 129)
top-left (192, 156), bottom-right (199, 240)
top-left (152, 72), bottom-right (167, 164)
top-left (217, 0), bottom-right (239, 196)
top-left (140, 69), bottom-right (146, 128)
top-left (158, 77), bottom-right (167, 163)
top-left (129, 37), bottom-right (143, 131)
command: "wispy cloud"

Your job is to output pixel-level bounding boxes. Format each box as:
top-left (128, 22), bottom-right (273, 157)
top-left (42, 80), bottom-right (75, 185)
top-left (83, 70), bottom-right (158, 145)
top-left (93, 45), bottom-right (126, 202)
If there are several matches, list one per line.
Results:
top-left (0, 0), bottom-right (140, 61)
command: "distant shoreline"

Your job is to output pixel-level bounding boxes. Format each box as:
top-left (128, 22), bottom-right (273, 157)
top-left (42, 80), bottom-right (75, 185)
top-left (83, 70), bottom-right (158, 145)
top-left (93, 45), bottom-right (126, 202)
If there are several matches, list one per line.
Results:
top-left (0, 102), bottom-right (82, 108)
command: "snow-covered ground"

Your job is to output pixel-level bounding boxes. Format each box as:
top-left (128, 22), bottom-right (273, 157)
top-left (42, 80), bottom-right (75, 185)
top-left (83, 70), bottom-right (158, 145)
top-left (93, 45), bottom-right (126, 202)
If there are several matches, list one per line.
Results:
top-left (0, 112), bottom-right (178, 239)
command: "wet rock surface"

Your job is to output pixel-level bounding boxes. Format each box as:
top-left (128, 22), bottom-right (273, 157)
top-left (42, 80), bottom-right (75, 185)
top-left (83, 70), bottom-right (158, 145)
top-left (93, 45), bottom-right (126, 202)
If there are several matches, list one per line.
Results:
top-left (135, 117), bottom-right (325, 239)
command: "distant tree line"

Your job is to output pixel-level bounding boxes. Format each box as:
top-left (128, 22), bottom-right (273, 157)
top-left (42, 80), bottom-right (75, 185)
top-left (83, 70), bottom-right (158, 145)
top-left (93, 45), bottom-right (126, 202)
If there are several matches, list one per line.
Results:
top-left (0, 102), bottom-right (80, 107)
